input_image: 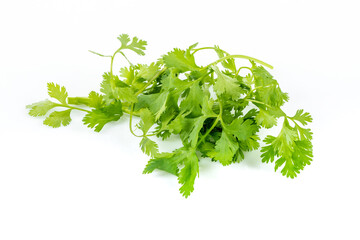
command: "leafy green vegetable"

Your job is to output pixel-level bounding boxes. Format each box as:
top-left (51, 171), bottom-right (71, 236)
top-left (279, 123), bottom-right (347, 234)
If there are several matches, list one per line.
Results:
top-left (27, 34), bottom-right (313, 198)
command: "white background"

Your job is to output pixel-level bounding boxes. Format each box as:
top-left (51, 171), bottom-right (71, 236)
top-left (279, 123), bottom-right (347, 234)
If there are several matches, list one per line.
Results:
top-left (1, 0), bottom-right (359, 239)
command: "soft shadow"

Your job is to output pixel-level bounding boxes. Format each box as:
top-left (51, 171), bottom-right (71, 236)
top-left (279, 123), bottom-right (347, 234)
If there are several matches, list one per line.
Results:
top-left (241, 150), bottom-right (263, 168)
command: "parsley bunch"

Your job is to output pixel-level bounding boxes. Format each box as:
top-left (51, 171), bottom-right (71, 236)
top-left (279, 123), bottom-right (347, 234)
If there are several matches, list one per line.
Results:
top-left (27, 34), bottom-right (313, 198)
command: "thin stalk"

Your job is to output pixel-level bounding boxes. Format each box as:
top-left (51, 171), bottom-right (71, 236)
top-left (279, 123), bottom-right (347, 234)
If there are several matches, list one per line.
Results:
top-left (56, 104), bottom-right (91, 113)
top-left (128, 103), bottom-right (143, 137)
top-left (218, 98), bottom-right (224, 125)
top-left (204, 54), bottom-right (273, 70)
top-left (135, 67), bottom-right (167, 96)
top-left (127, 104), bottom-right (159, 137)
top-left (196, 117), bottom-right (220, 148)
top-left (245, 99), bottom-right (272, 108)
top-left (123, 108), bottom-right (140, 117)
top-left (119, 51), bottom-right (134, 67)
top-left (192, 47), bottom-right (231, 56)
top-left (235, 66), bottom-right (253, 77)
top-left (110, 53), bottom-right (116, 90)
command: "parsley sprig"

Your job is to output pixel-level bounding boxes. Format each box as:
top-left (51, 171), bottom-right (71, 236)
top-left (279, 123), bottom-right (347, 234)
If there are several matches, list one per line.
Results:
top-left (27, 34), bottom-right (313, 198)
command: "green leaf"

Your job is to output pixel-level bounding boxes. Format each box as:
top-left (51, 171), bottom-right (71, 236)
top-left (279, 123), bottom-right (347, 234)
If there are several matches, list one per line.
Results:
top-left (180, 81), bottom-right (205, 117)
top-left (118, 34), bottom-right (147, 56)
top-left (43, 109), bottom-right (72, 128)
top-left (296, 126), bottom-right (313, 141)
top-left (120, 66), bottom-right (135, 85)
top-left (82, 101), bottom-right (123, 132)
top-left (180, 116), bottom-right (207, 148)
top-left (87, 91), bottom-right (104, 108)
top-left (209, 131), bottom-right (239, 166)
top-left (167, 113), bottom-right (185, 134)
top-left (100, 72), bottom-right (114, 101)
top-left (137, 63), bottom-right (160, 80)
top-left (26, 100), bottom-right (57, 117)
top-left (143, 146), bottom-right (200, 198)
top-left (260, 135), bottom-right (277, 163)
top-left (118, 34), bottom-right (131, 47)
top-left (252, 65), bottom-right (289, 107)
top-left (243, 73), bottom-right (253, 88)
top-left (214, 45), bottom-right (236, 72)
top-left (212, 65), bottom-right (243, 100)
top-left (143, 152), bottom-right (179, 176)
top-left (239, 135), bottom-right (260, 151)
top-left (138, 108), bottom-right (154, 135)
top-left (136, 91), bottom-right (169, 120)
top-left (273, 121), bottom-right (298, 158)
top-left (255, 108), bottom-right (278, 128)
top-left (178, 150), bottom-right (199, 198)
top-left (226, 118), bottom-right (259, 141)
top-left (100, 72), bottom-right (138, 103)
top-left (276, 139), bottom-right (313, 178)
top-left (163, 48), bottom-right (198, 72)
top-left (292, 140), bottom-right (313, 168)
top-left (292, 109), bottom-right (313, 125)
top-left (47, 82), bottom-right (68, 104)
top-left (114, 87), bottom-right (138, 103)
top-left (261, 119), bottom-right (313, 178)
top-left (161, 69), bottom-right (192, 92)
top-left (140, 137), bottom-right (159, 157)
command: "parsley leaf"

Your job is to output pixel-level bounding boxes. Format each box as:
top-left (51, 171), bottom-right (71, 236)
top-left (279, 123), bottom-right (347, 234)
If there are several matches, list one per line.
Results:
top-left (209, 131), bottom-right (239, 166)
top-left (43, 109), bottom-right (72, 128)
top-left (140, 137), bottom-right (159, 157)
top-left (47, 82), bottom-right (68, 104)
top-left (212, 65), bottom-right (244, 100)
top-left (26, 100), bottom-right (57, 117)
top-left (83, 101), bottom-right (123, 132)
top-left (117, 34), bottom-right (147, 56)
top-left (163, 48), bottom-right (199, 72)
top-left (27, 34), bottom-right (313, 198)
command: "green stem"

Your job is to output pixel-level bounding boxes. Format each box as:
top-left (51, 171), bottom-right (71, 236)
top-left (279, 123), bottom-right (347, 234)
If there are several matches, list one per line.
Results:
top-left (67, 97), bottom-right (89, 105)
top-left (123, 107), bottom-right (140, 117)
top-left (218, 98), bottom-right (224, 125)
top-left (135, 67), bottom-right (167, 96)
top-left (110, 53), bottom-right (116, 90)
top-left (128, 103), bottom-right (143, 137)
top-left (245, 99), bottom-right (272, 108)
top-left (110, 47), bottom-right (130, 91)
top-left (235, 66), bottom-right (253, 77)
top-left (126, 105), bottom-right (157, 137)
top-left (119, 51), bottom-right (134, 67)
top-left (56, 104), bottom-right (91, 113)
top-left (204, 54), bottom-right (273, 70)
top-left (195, 93), bottom-right (224, 148)
top-left (196, 117), bottom-right (220, 148)
top-left (192, 47), bottom-right (231, 56)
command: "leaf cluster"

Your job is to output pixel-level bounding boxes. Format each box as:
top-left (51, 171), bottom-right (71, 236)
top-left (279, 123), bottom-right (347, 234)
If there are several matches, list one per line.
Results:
top-left (27, 34), bottom-right (313, 198)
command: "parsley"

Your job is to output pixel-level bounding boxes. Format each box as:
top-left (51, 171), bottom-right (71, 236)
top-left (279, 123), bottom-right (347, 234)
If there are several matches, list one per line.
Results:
top-left (27, 34), bottom-right (313, 198)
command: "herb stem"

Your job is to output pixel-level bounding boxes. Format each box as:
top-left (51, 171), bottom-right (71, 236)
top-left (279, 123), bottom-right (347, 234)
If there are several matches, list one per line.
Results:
top-left (123, 107), bottom-right (140, 117)
top-left (235, 66), bottom-right (253, 77)
top-left (204, 54), bottom-right (273, 70)
top-left (192, 47), bottom-right (231, 56)
top-left (119, 51), bottom-right (134, 67)
top-left (56, 104), bottom-right (91, 113)
top-left (135, 67), bottom-right (167, 96)
top-left (245, 99), bottom-right (272, 108)
top-left (110, 53), bottom-right (116, 90)
top-left (218, 98), bottom-right (225, 125)
top-left (196, 116), bottom-right (220, 148)
top-left (128, 103), bottom-right (143, 137)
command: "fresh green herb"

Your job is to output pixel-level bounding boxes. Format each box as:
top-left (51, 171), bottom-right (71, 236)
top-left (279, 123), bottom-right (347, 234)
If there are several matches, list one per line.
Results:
top-left (27, 34), bottom-right (313, 198)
